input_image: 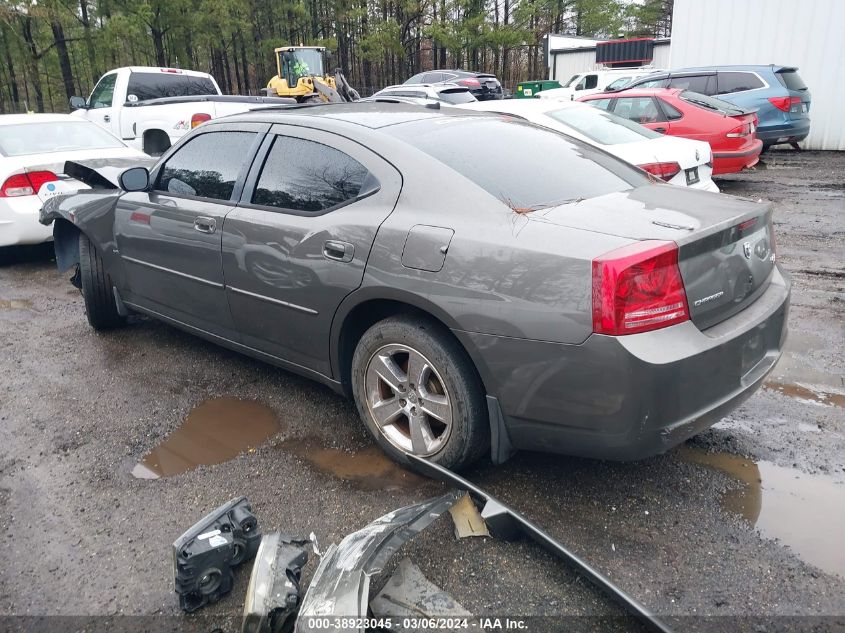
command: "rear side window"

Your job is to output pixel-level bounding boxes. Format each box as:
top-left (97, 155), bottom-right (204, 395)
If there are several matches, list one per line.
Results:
top-left (252, 136), bottom-right (369, 213)
top-left (659, 99), bottom-right (684, 120)
top-left (667, 74), bottom-right (715, 95)
top-left (386, 117), bottom-right (648, 210)
top-left (158, 131), bottom-right (255, 200)
top-left (717, 72), bottom-right (765, 94)
top-left (127, 72), bottom-right (217, 102)
top-left (613, 97), bottom-right (665, 124)
top-left (776, 69), bottom-right (807, 91)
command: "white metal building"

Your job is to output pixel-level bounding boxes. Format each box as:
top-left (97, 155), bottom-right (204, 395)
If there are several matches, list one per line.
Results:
top-left (546, 0), bottom-right (844, 150)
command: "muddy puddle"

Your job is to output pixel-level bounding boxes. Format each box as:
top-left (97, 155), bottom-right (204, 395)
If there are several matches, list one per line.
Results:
top-left (276, 438), bottom-right (424, 491)
top-left (764, 381), bottom-right (845, 408)
top-left (132, 397), bottom-right (281, 479)
top-left (678, 446), bottom-right (845, 577)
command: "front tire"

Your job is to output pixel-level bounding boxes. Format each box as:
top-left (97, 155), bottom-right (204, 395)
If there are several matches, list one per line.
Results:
top-left (79, 233), bottom-right (124, 330)
top-left (351, 315), bottom-right (488, 471)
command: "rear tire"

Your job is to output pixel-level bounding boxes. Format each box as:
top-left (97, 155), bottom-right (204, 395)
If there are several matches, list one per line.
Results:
top-left (79, 233), bottom-right (124, 330)
top-left (351, 315), bottom-right (489, 471)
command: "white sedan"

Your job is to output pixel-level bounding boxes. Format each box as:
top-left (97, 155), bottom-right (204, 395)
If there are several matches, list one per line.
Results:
top-left (458, 99), bottom-right (719, 192)
top-left (0, 114), bottom-right (148, 247)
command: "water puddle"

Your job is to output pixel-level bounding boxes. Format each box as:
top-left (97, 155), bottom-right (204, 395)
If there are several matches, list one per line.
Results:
top-left (678, 446), bottom-right (845, 577)
top-left (276, 438), bottom-right (424, 491)
top-left (0, 299), bottom-right (33, 310)
top-left (132, 398), bottom-right (281, 479)
top-left (763, 381), bottom-right (845, 408)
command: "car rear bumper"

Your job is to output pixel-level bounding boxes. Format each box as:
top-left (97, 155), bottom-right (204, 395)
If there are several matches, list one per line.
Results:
top-left (756, 120), bottom-right (811, 145)
top-left (712, 139), bottom-right (763, 175)
top-left (0, 197), bottom-right (54, 247)
top-left (460, 265), bottom-right (790, 461)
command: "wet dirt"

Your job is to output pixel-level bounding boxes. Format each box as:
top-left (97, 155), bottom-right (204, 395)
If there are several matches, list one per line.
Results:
top-left (678, 446), bottom-right (845, 578)
top-left (764, 382), bottom-right (845, 408)
top-left (275, 437), bottom-right (424, 491)
top-left (131, 397), bottom-right (282, 479)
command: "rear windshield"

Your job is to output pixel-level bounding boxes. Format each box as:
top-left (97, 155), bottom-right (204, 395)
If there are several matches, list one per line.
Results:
top-left (126, 72), bottom-right (217, 102)
top-left (775, 69), bottom-right (808, 91)
top-left (546, 106), bottom-right (661, 145)
top-left (680, 90), bottom-right (746, 115)
top-left (438, 89), bottom-right (476, 104)
top-left (0, 121), bottom-right (125, 156)
top-left (385, 116), bottom-right (648, 209)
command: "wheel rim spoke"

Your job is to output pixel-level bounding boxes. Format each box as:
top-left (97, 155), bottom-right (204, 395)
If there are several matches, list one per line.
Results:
top-left (406, 350), bottom-right (428, 388)
top-left (371, 396), bottom-right (404, 428)
top-left (409, 412), bottom-right (435, 454)
top-left (371, 353), bottom-right (407, 393)
top-left (418, 391), bottom-right (450, 424)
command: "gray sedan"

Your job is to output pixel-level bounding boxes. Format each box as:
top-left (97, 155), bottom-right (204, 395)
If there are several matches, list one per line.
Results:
top-left (42, 103), bottom-right (790, 470)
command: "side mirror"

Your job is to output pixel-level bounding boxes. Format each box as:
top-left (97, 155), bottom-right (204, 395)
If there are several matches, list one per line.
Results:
top-left (69, 96), bottom-right (87, 110)
top-left (119, 167), bottom-right (150, 192)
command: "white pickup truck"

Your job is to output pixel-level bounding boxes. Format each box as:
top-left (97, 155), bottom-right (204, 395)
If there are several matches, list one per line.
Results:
top-left (70, 66), bottom-right (293, 155)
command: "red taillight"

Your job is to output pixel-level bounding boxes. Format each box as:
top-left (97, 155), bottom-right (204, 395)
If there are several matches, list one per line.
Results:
top-left (726, 122), bottom-right (752, 138)
top-left (768, 96), bottom-right (800, 112)
top-left (160, 68), bottom-right (183, 74)
top-left (592, 240), bottom-right (690, 336)
top-left (191, 113), bottom-right (211, 128)
top-left (458, 78), bottom-right (481, 88)
top-left (0, 171), bottom-right (58, 197)
top-left (638, 162), bottom-right (681, 181)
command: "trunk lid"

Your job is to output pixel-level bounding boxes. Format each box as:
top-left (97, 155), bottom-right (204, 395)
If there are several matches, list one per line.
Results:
top-left (533, 185), bottom-right (776, 330)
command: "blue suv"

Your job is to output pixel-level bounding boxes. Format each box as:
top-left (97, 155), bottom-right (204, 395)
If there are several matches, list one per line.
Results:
top-left (613, 65), bottom-right (811, 150)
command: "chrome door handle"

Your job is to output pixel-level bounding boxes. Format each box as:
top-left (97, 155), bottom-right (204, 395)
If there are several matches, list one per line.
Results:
top-left (323, 240), bottom-right (354, 262)
top-left (194, 217), bottom-right (216, 234)
top-left (103, 114), bottom-right (111, 123)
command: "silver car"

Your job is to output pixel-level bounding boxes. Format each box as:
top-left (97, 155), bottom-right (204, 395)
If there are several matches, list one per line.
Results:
top-left (42, 103), bottom-right (790, 470)
top-left (371, 83), bottom-right (477, 105)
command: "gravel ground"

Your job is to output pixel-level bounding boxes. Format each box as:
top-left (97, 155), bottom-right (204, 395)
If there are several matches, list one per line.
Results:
top-left (0, 150), bottom-right (843, 633)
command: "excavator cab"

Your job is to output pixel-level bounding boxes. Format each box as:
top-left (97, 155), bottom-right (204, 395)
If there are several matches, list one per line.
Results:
top-left (267, 46), bottom-right (337, 102)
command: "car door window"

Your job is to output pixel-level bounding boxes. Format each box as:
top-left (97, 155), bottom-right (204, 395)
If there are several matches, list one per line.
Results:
top-left (582, 75), bottom-right (598, 90)
top-left (614, 97), bottom-right (665, 124)
top-left (158, 131), bottom-right (256, 200)
top-left (717, 71), bottom-right (765, 94)
top-left (637, 78), bottom-right (668, 88)
top-left (89, 73), bottom-right (117, 109)
top-left (667, 75), bottom-right (715, 95)
top-left (251, 136), bottom-right (371, 213)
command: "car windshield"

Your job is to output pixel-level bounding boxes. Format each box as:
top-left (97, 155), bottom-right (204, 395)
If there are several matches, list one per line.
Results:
top-left (606, 77), bottom-right (632, 90)
top-left (0, 121), bottom-right (125, 157)
top-left (279, 48), bottom-right (324, 84)
top-left (680, 90), bottom-right (746, 115)
top-left (545, 106), bottom-right (661, 145)
top-left (385, 116), bottom-right (648, 210)
top-left (561, 74), bottom-right (581, 88)
top-left (438, 89), bottom-right (476, 104)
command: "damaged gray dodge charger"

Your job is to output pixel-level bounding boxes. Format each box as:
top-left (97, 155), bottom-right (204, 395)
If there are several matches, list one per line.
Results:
top-left (41, 103), bottom-right (790, 470)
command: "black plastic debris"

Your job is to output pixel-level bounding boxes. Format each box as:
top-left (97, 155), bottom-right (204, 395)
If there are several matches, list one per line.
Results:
top-left (242, 532), bottom-right (311, 633)
top-left (173, 496), bottom-right (262, 612)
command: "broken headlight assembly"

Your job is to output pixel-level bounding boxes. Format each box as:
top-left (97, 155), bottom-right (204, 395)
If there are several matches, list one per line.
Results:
top-left (173, 496), bottom-right (262, 612)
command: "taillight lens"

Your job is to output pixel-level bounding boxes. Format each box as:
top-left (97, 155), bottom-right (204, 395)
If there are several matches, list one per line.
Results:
top-left (638, 162), bottom-right (681, 181)
top-left (458, 78), bottom-right (481, 88)
top-left (0, 171), bottom-right (58, 197)
top-left (768, 96), bottom-right (800, 112)
top-left (726, 122), bottom-right (753, 138)
top-left (191, 113), bottom-right (211, 128)
top-left (592, 240), bottom-right (690, 335)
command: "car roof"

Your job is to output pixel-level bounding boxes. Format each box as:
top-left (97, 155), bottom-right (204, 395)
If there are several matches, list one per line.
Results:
top-left (0, 113), bottom-right (82, 126)
top-left (380, 83), bottom-right (468, 92)
top-left (221, 102), bottom-right (473, 130)
top-left (673, 64), bottom-right (794, 72)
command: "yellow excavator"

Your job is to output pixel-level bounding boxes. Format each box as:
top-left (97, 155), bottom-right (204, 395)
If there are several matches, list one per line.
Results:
top-left (265, 46), bottom-right (360, 103)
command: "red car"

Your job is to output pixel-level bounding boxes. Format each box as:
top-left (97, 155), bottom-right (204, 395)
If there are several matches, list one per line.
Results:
top-left (578, 88), bottom-right (762, 175)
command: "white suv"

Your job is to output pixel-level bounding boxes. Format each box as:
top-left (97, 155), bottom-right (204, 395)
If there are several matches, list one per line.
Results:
top-left (540, 68), bottom-right (665, 101)
top-left (371, 83), bottom-right (477, 105)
